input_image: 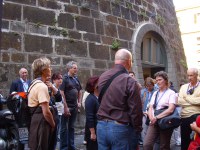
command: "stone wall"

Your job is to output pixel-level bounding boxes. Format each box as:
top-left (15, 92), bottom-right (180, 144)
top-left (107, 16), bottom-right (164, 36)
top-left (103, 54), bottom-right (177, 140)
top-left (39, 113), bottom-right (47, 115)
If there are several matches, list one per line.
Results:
top-left (1, 0), bottom-right (187, 106)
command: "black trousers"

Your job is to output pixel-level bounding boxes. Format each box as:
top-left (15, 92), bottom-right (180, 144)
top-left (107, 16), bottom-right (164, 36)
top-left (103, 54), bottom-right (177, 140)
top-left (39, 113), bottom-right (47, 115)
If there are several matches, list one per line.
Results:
top-left (85, 126), bottom-right (98, 150)
top-left (181, 114), bottom-right (200, 150)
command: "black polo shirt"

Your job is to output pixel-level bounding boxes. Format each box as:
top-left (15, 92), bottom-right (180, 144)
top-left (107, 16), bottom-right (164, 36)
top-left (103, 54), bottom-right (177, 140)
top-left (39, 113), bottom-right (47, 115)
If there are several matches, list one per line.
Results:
top-left (60, 74), bottom-right (82, 108)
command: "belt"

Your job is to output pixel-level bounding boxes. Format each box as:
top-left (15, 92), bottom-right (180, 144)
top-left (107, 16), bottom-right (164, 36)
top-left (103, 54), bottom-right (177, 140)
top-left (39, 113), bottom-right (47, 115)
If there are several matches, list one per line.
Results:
top-left (100, 118), bottom-right (129, 126)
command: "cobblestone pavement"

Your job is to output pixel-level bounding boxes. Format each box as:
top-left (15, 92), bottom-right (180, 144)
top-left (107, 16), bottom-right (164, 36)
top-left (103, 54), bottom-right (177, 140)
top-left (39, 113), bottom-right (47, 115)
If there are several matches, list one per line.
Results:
top-left (25, 133), bottom-right (181, 150)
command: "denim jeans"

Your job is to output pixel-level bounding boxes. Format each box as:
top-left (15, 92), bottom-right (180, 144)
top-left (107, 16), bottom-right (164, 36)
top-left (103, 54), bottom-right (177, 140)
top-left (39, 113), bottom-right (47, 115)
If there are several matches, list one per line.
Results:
top-left (60, 108), bottom-right (77, 150)
top-left (97, 120), bottom-right (138, 150)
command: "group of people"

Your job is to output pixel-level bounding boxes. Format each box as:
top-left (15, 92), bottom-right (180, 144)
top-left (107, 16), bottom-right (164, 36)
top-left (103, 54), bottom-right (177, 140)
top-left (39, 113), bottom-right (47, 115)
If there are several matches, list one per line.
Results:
top-left (8, 48), bottom-right (200, 150)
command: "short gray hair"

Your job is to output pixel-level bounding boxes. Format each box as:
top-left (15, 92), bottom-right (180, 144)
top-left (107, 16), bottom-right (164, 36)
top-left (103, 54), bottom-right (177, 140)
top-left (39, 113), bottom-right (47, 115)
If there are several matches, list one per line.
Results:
top-left (187, 68), bottom-right (199, 75)
top-left (66, 61), bottom-right (77, 70)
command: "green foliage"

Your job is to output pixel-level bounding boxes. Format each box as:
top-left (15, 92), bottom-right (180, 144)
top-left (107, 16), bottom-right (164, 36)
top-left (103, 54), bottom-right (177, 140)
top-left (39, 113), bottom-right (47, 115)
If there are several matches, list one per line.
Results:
top-left (53, 18), bottom-right (57, 26)
top-left (180, 59), bottom-right (187, 68)
top-left (61, 29), bottom-right (68, 37)
top-left (156, 14), bottom-right (165, 25)
top-left (111, 39), bottom-right (120, 50)
top-left (35, 22), bottom-right (41, 28)
top-left (114, 0), bottom-right (120, 5)
top-left (69, 38), bottom-right (75, 43)
top-left (139, 11), bottom-right (147, 18)
top-left (126, 2), bottom-right (132, 9)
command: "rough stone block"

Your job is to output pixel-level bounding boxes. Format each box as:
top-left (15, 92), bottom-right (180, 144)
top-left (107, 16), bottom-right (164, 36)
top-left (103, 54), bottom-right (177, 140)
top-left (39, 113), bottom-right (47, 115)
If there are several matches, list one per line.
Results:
top-left (10, 21), bottom-right (25, 32)
top-left (118, 18), bottom-right (127, 27)
top-left (77, 69), bottom-right (91, 88)
top-left (11, 53), bottom-right (26, 63)
top-left (71, 0), bottom-right (82, 6)
top-left (1, 32), bottom-right (21, 51)
top-left (121, 6), bottom-right (130, 20)
top-left (147, 4), bottom-right (155, 12)
top-left (87, 0), bottom-right (99, 10)
top-left (135, 0), bottom-right (142, 5)
top-left (1, 52), bottom-right (10, 62)
top-left (78, 59), bottom-right (94, 69)
top-left (3, 3), bottom-right (21, 21)
top-left (2, 20), bottom-right (9, 30)
top-left (95, 20), bottom-right (104, 35)
top-left (58, 13), bottom-right (74, 29)
top-left (6, 0), bottom-right (36, 5)
top-left (99, 0), bottom-right (111, 14)
top-left (24, 6), bottom-right (55, 26)
top-left (38, 0), bottom-right (62, 10)
top-left (76, 16), bottom-right (94, 33)
top-left (46, 56), bottom-right (61, 65)
top-left (118, 26), bottom-right (133, 40)
top-left (91, 10), bottom-right (100, 18)
top-left (83, 33), bottom-right (100, 43)
top-left (58, 0), bottom-right (70, 3)
top-left (106, 15), bottom-right (118, 24)
top-left (92, 69), bottom-right (106, 76)
top-left (95, 60), bottom-right (107, 69)
top-left (68, 30), bottom-right (81, 40)
top-left (127, 20), bottom-right (135, 29)
top-left (130, 10), bottom-right (138, 22)
top-left (80, 8), bottom-right (91, 16)
top-left (24, 34), bottom-right (53, 54)
top-left (55, 39), bottom-right (87, 57)
top-left (133, 4), bottom-right (139, 12)
top-left (108, 61), bottom-right (114, 68)
top-left (118, 39), bottom-right (129, 49)
top-left (28, 54), bottom-right (43, 64)
top-left (111, 3), bottom-right (121, 17)
top-left (105, 22), bottom-right (117, 38)
top-left (62, 56), bottom-right (76, 66)
top-left (101, 36), bottom-right (113, 45)
top-left (89, 43), bottom-right (109, 60)
top-left (65, 4), bottom-right (79, 14)
top-left (29, 24), bottom-right (47, 35)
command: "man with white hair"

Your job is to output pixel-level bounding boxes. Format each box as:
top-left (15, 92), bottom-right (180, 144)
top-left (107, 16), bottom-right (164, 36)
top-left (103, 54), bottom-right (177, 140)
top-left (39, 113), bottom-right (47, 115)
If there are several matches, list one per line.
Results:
top-left (97, 49), bottom-right (143, 150)
top-left (10, 68), bottom-right (31, 94)
top-left (178, 68), bottom-right (200, 150)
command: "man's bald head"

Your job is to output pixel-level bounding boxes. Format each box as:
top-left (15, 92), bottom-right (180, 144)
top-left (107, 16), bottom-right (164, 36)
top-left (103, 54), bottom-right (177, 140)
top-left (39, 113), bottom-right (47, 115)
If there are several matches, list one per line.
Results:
top-left (187, 68), bottom-right (198, 75)
top-left (115, 49), bottom-right (132, 71)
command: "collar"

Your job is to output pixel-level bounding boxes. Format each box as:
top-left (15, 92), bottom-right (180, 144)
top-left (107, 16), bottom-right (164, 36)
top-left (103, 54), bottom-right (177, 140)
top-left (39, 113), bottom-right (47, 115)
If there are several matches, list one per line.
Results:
top-left (20, 78), bottom-right (27, 83)
top-left (114, 64), bottom-right (128, 74)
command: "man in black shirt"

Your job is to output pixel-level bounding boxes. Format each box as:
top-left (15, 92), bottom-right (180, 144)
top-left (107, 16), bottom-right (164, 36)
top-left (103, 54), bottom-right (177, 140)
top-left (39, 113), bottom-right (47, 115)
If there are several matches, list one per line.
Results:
top-left (60, 61), bottom-right (82, 150)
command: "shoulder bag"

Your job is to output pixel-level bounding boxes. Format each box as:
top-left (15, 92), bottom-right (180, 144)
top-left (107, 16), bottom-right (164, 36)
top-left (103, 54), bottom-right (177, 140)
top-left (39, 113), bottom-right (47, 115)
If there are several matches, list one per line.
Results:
top-left (154, 91), bottom-right (181, 130)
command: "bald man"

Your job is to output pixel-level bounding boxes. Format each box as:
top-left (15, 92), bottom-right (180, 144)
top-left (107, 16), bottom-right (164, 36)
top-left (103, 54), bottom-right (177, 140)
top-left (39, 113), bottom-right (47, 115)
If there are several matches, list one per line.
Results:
top-left (178, 68), bottom-right (200, 150)
top-left (97, 49), bottom-right (143, 150)
top-left (10, 68), bottom-right (31, 94)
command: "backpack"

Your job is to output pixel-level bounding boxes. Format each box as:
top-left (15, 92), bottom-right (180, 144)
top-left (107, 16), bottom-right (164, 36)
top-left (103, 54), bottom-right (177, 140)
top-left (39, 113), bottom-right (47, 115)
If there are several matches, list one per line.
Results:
top-left (7, 80), bottom-right (40, 128)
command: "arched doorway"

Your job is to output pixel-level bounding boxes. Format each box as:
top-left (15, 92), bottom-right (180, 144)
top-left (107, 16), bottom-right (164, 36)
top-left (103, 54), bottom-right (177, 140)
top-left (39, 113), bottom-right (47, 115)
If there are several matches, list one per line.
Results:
top-left (132, 23), bottom-right (176, 86)
top-left (141, 31), bottom-right (167, 79)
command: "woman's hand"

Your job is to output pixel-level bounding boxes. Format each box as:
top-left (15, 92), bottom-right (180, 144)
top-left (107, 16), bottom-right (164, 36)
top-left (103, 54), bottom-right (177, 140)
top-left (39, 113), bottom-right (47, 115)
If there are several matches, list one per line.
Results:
top-left (190, 122), bottom-right (197, 131)
top-left (63, 104), bottom-right (71, 117)
top-left (150, 116), bottom-right (157, 125)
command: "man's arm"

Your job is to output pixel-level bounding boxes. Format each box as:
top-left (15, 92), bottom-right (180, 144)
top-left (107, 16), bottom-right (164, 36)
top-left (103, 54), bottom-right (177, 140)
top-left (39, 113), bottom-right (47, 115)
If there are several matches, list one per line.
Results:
top-left (60, 90), bottom-right (70, 116)
top-left (185, 94), bottom-right (200, 105)
top-left (77, 90), bottom-right (82, 108)
top-left (178, 85), bottom-right (191, 106)
top-left (127, 81), bottom-right (143, 133)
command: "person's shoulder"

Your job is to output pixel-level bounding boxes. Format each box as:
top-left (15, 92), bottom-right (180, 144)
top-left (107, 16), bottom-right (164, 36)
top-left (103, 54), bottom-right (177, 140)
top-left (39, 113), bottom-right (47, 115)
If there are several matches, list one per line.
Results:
top-left (12, 78), bottom-right (21, 84)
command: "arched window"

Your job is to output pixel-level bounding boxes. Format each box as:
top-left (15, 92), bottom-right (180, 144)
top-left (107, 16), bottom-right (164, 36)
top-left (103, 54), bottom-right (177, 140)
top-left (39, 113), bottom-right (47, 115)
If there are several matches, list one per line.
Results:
top-left (141, 32), bottom-right (167, 67)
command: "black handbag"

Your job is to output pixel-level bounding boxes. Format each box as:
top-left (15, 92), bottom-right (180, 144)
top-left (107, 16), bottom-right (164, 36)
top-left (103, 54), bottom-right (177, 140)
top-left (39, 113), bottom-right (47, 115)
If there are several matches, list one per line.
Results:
top-left (154, 107), bottom-right (181, 130)
top-left (153, 91), bottom-right (181, 130)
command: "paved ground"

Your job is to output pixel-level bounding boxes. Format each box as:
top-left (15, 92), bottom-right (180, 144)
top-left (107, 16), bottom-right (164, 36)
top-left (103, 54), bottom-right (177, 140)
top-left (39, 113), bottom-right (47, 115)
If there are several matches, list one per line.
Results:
top-left (25, 132), bottom-right (181, 150)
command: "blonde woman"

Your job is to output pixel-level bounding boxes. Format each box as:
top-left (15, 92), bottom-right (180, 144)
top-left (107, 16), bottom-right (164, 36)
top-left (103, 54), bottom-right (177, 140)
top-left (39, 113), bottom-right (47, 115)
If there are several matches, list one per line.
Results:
top-left (28, 57), bottom-right (55, 150)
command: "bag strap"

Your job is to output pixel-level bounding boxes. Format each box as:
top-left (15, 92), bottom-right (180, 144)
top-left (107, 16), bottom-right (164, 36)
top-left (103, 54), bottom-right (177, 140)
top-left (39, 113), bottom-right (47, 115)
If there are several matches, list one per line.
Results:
top-left (98, 69), bottom-right (127, 103)
top-left (153, 91), bottom-right (159, 109)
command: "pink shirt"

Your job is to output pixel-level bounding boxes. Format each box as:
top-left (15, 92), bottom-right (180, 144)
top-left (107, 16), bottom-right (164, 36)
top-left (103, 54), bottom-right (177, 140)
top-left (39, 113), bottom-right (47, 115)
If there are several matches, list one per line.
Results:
top-left (150, 88), bottom-right (176, 110)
